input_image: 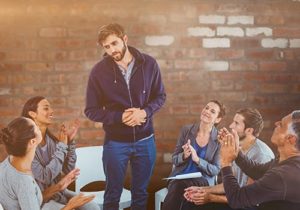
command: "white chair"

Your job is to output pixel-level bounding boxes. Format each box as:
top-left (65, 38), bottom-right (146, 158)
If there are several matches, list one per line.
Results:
top-left (75, 146), bottom-right (131, 210)
top-left (0, 203), bottom-right (3, 210)
top-left (155, 187), bottom-right (168, 210)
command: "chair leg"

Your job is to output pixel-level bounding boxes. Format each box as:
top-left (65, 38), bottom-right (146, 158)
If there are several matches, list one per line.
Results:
top-left (155, 195), bottom-right (161, 210)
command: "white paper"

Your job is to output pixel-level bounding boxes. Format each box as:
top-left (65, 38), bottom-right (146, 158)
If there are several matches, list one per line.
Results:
top-left (163, 172), bottom-right (202, 180)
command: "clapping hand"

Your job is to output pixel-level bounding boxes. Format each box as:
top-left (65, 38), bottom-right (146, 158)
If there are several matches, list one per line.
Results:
top-left (182, 139), bottom-right (192, 160)
top-left (57, 168), bottom-right (80, 191)
top-left (63, 193), bottom-right (95, 210)
top-left (189, 143), bottom-right (200, 163)
top-left (217, 127), bottom-right (230, 143)
top-left (65, 119), bottom-right (80, 142)
top-left (220, 129), bottom-right (239, 167)
top-left (59, 124), bottom-right (68, 145)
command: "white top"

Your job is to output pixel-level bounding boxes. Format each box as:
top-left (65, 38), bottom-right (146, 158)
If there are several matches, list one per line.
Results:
top-left (232, 138), bottom-right (275, 187)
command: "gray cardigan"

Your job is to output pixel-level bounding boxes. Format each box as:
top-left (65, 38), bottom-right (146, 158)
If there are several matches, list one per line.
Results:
top-left (32, 134), bottom-right (76, 204)
top-left (170, 123), bottom-right (221, 186)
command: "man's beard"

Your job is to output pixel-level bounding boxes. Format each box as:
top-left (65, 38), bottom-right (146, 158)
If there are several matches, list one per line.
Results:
top-left (239, 133), bottom-right (247, 141)
top-left (111, 42), bottom-right (127, 61)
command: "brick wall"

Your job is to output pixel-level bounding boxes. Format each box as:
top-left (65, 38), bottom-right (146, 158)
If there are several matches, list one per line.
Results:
top-left (1, 0), bottom-right (300, 197)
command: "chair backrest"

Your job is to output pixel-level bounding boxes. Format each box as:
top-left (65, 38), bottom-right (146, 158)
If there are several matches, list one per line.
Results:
top-left (0, 202), bottom-right (3, 210)
top-left (75, 146), bottom-right (105, 193)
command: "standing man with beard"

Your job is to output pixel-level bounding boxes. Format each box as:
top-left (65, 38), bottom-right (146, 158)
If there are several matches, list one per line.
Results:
top-left (84, 23), bottom-right (166, 210)
top-left (184, 108), bottom-right (274, 210)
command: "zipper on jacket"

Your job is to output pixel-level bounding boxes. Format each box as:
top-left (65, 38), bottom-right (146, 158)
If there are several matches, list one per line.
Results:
top-left (127, 69), bottom-right (136, 142)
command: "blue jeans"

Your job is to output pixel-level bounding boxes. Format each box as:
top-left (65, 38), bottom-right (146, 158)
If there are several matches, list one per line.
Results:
top-left (102, 136), bottom-right (156, 210)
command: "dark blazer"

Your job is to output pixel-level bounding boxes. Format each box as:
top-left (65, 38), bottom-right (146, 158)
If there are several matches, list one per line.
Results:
top-left (170, 123), bottom-right (221, 186)
top-left (85, 46), bottom-right (166, 142)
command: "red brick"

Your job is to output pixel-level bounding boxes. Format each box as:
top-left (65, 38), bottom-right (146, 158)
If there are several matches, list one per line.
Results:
top-left (231, 39), bottom-right (260, 48)
top-left (0, 108), bottom-right (16, 117)
top-left (79, 129), bottom-right (105, 140)
top-left (234, 82), bottom-right (256, 91)
top-left (5, 51), bottom-right (37, 61)
top-left (48, 39), bottom-right (83, 50)
top-left (178, 37), bottom-right (201, 48)
top-left (272, 74), bottom-right (295, 82)
top-left (79, 119), bottom-right (98, 129)
top-left (68, 28), bottom-right (97, 37)
top-left (157, 59), bottom-right (173, 70)
top-left (207, 71), bottom-right (245, 80)
top-left (215, 49), bottom-right (244, 59)
top-left (246, 50), bottom-right (274, 60)
top-left (25, 63), bottom-right (53, 72)
top-left (260, 107), bottom-right (287, 116)
top-left (66, 95), bottom-right (85, 107)
top-left (12, 74), bottom-right (40, 85)
top-left (0, 74), bottom-right (8, 85)
top-left (55, 62), bottom-right (83, 71)
top-left (166, 72), bottom-right (188, 81)
top-left (174, 60), bottom-right (204, 69)
top-left (0, 52), bottom-right (6, 60)
top-left (69, 49), bottom-right (98, 61)
top-left (259, 84), bottom-right (288, 93)
top-left (260, 61), bottom-right (287, 71)
top-left (247, 94), bottom-right (272, 105)
top-left (273, 28), bottom-right (300, 38)
top-left (215, 92), bottom-right (247, 103)
top-left (21, 86), bottom-right (69, 96)
top-left (130, 24), bottom-right (163, 35)
top-left (0, 97), bottom-right (12, 106)
top-left (212, 81), bottom-right (234, 91)
top-left (216, 4), bottom-right (247, 13)
top-left (168, 105), bottom-right (189, 115)
top-left (46, 74), bottom-right (65, 84)
top-left (156, 140), bottom-right (175, 152)
top-left (0, 63), bottom-right (23, 71)
top-left (256, 16), bottom-right (285, 25)
top-left (47, 97), bottom-right (67, 106)
top-left (284, 17), bottom-right (300, 26)
top-left (39, 27), bottom-right (67, 37)
top-left (282, 50), bottom-right (294, 60)
top-left (54, 107), bottom-right (81, 118)
top-left (162, 49), bottom-right (188, 59)
top-left (243, 72), bottom-right (273, 82)
top-left (0, 38), bottom-right (22, 49)
top-left (62, 71), bottom-right (88, 86)
top-left (38, 51), bottom-right (68, 61)
top-left (230, 61), bottom-right (258, 71)
top-left (189, 49), bottom-right (214, 58)
top-left (196, 3), bottom-right (216, 12)
top-left (190, 104), bottom-right (206, 115)
top-left (295, 50), bottom-right (300, 59)
top-left (171, 93), bottom-right (206, 104)
top-left (292, 84), bottom-right (300, 93)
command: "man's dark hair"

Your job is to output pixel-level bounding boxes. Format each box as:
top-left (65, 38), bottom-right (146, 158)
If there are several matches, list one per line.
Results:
top-left (97, 23), bottom-right (125, 45)
top-left (236, 108), bottom-right (264, 137)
